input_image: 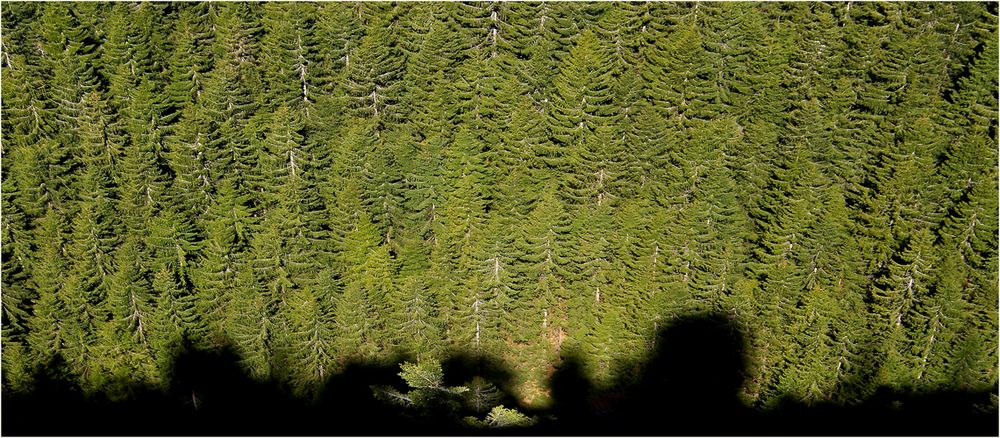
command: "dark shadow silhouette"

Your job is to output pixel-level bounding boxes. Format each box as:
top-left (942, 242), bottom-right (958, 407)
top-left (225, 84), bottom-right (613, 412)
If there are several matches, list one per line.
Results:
top-left (622, 313), bottom-right (750, 433)
top-left (546, 354), bottom-right (596, 425)
top-left (538, 313), bottom-right (997, 436)
top-left (3, 313), bottom-right (997, 436)
top-left (536, 313), bottom-right (753, 435)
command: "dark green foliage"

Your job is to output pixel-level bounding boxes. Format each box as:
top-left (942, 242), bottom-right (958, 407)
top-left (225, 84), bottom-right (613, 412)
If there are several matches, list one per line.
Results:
top-left (372, 360), bottom-right (534, 429)
top-left (1, 2), bottom-right (996, 413)
top-left (343, 23), bottom-right (407, 125)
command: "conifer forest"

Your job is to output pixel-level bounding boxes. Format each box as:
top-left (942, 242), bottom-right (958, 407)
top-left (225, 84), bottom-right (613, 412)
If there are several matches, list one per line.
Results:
top-left (1, 1), bottom-right (998, 435)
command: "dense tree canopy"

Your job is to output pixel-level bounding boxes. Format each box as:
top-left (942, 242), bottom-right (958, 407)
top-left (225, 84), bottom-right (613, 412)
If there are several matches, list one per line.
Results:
top-left (1, 1), bottom-right (997, 416)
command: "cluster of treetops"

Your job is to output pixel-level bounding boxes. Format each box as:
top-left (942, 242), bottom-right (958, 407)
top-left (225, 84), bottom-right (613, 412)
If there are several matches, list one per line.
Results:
top-left (1, 1), bottom-right (997, 419)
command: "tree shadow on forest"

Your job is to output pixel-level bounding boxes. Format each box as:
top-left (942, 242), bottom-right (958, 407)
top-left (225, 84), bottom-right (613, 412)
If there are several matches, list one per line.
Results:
top-left (537, 313), bottom-right (997, 436)
top-left (3, 313), bottom-right (997, 436)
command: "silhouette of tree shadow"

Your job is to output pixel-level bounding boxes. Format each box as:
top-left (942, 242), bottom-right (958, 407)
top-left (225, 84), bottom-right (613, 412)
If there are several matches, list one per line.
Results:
top-left (538, 312), bottom-right (753, 435)
top-left (540, 312), bottom-right (997, 436)
top-left (3, 313), bottom-right (996, 435)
